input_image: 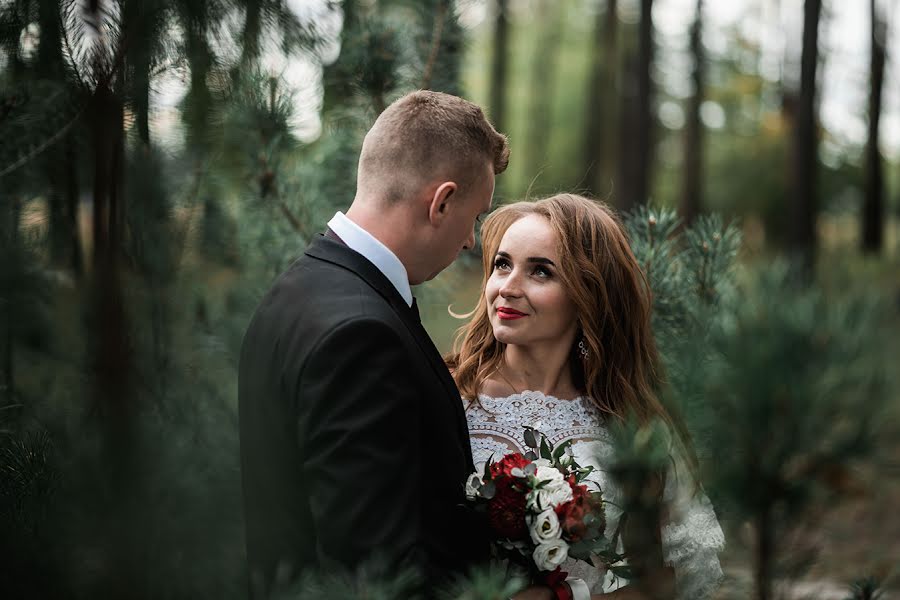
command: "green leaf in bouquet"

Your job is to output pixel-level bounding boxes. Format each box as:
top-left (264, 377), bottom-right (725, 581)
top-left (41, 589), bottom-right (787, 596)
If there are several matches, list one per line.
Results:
top-left (523, 428), bottom-right (539, 449)
top-left (552, 440), bottom-right (571, 463)
top-left (588, 538), bottom-right (612, 555)
top-left (523, 462), bottom-right (537, 476)
top-left (481, 481), bottom-right (496, 500)
top-left (483, 454), bottom-right (495, 483)
top-left (609, 565), bottom-right (637, 580)
top-left (575, 466), bottom-right (595, 482)
top-left (539, 435), bottom-right (553, 461)
top-left (524, 450), bottom-right (538, 461)
top-left (567, 541), bottom-right (592, 560)
top-left (595, 548), bottom-right (622, 564)
top-left (590, 552), bottom-right (609, 570)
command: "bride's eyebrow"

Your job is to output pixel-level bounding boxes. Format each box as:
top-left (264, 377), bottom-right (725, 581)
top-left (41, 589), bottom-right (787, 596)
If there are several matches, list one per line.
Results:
top-left (496, 250), bottom-right (555, 266)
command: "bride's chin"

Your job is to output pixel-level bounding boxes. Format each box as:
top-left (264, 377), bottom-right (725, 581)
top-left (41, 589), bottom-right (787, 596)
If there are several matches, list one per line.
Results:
top-left (492, 329), bottom-right (518, 345)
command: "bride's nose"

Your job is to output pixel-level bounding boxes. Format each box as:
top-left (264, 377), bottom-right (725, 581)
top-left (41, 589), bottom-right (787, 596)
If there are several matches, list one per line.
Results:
top-left (499, 271), bottom-right (523, 298)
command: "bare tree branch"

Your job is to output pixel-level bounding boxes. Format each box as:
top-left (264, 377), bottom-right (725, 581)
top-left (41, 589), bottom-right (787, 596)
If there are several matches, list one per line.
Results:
top-left (0, 108), bottom-right (83, 179)
top-left (420, 1), bottom-right (448, 90)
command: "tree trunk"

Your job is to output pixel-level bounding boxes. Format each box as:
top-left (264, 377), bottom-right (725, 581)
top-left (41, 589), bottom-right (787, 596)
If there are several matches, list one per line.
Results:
top-left (583, 0), bottom-right (618, 197)
top-left (862, 0), bottom-right (886, 254)
top-left (1, 313), bottom-right (12, 406)
top-left (601, 0), bottom-right (619, 196)
top-left (241, 1), bottom-right (262, 64)
top-left (123, 0), bottom-right (154, 145)
top-left (35, 0), bottom-right (81, 276)
top-left (1, 199), bottom-right (20, 407)
top-left (617, 0), bottom-right (654, 210)
top-left (65, 136), bottom-right (83, 278)
top-left (134, 67), bottom-right (151, 146)
top-left (420, 0), bottom-right (464, 95)
top-left (754, 506), bottom-right (774, 600)
top-left (789, 0), bottom-right (822, 273)
top-left (46, 168), bottom-right (68, 265)
top-left (618, 36), bottom-right (637, 210)
top-left (635, 0), bottom-right (654, 208)
top-left (489, 0), bottom-right (509, 133)
top-left (322, 0), bottom-right (359, 112)
top-left (524, 0), bottom-right (563, 186)
top-left (680, 0), bottom-right (704, 225)
top-left (37, 0), bottom-right (71, 265)
top-left (92, 87), bottom-right (113, 268)
top-left (90, 76), bottom-right (131, 417)
top-left (36, 0), bottom-right (63, 78)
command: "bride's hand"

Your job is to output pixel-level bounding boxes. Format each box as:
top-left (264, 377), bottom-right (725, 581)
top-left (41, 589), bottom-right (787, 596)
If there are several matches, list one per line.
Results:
top-left (590, 565), bottom-right (675, 600)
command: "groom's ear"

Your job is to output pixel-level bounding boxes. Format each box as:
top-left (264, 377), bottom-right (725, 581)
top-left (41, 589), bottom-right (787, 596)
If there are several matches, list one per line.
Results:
top-left (428, 181), bottom-right (458, 225)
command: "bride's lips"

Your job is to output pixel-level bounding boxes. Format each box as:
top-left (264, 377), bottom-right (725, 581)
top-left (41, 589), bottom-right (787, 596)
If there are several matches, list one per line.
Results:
top-left (496, 307), bottom-right (527, 320)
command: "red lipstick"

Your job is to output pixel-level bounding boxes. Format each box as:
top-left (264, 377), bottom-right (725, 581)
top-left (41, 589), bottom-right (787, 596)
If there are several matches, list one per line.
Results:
top-left (497, 307), bottom-right (527, 320)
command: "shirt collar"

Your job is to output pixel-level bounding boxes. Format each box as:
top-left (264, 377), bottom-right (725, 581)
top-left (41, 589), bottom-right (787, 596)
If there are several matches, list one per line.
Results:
top-left (327, 211), bottom-right (414, 307)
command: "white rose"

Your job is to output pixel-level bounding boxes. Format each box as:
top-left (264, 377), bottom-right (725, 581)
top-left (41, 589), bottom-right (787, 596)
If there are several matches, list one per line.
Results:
top-left (527, 466), bottom-right (574, 510)
top-left (534, 465), bottom-right (565, 485)
top-left (528, 508), bottom-right (562, 545)
top-left (465, 464), bottom-right (485, 499)
top-left (532, 540), bottom-right (569, 571)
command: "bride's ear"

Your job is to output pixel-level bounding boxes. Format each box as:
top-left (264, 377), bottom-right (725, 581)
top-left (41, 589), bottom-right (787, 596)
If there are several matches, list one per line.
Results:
top-left (428, 181), bottom-right (458, 226)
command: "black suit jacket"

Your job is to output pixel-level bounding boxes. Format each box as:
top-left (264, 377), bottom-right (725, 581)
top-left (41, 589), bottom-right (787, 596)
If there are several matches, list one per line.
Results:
top-left (239, 234), bottom-right (487, 597)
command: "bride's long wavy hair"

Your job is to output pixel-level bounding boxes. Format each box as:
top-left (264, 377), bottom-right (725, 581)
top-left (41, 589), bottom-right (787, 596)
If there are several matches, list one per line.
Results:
top-left (447, 194), bottom-right (696, 470)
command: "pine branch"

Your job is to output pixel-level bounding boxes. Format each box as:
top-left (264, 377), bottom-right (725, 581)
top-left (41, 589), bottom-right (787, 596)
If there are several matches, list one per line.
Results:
top-left (0, 101), bottom-right (84, 179)
top-left (59, 1), bottom-right (89, 91)
top-left (275, 192), bottom-right (306, 236)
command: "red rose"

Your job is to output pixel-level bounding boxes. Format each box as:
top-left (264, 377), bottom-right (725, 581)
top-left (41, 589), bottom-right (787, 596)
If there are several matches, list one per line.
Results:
top-left (555, 499), bottom-right (588, 541)
top-left (555, 486), bottom-right (604, 542)
top-left (490, 453), bottom-right (531, 479)
top-left (487, 476), bottom-right (529, 540)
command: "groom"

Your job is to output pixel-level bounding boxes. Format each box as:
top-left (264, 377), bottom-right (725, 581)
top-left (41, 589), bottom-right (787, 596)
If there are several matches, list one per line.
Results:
top-left (238, 91), bottom-right (509, 597)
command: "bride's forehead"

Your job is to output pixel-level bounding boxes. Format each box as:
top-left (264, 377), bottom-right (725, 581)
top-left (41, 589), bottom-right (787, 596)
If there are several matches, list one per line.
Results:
top-left (498, 216), bottom-right (559, 254)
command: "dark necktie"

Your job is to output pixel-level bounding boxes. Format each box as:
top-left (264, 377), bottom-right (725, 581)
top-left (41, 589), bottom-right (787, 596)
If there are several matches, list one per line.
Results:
top-left (410, 297), bottom-right (421, 322)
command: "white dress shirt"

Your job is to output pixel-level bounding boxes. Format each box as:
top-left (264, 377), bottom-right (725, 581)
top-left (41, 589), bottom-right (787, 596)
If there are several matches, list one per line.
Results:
top-left (327, 211), bottom-right (413, 307)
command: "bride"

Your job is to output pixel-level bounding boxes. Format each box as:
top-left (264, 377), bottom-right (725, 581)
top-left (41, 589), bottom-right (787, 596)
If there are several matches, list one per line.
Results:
top-left (446, 194), bottom-right (724, 600)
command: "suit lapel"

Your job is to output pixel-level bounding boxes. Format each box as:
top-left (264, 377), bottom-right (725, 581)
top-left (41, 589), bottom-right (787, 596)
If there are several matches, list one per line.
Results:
top-left (305, 236), bottom-right (474, 469)
top-left (400, 308), bottom-right (475, 469)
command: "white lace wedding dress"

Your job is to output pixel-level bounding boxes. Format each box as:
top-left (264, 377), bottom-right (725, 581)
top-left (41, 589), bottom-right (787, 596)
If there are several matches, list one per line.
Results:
top-left (465, 391), bottom-right (725, 599)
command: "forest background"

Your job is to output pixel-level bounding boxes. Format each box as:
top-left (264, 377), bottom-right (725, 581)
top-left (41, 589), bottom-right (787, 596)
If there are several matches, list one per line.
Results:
top-left (1, 0), bottom-right (898, 599)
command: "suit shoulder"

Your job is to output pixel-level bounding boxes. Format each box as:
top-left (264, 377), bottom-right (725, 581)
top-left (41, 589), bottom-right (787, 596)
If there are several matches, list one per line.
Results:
top-left (262, 255), bottom-right (392, 319)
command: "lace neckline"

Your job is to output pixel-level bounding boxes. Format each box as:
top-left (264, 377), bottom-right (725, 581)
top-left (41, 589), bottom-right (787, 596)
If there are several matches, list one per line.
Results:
top-left (476, 389), bottom-right (588, 404)
top-left (466, 389), bottom-right (606, 449)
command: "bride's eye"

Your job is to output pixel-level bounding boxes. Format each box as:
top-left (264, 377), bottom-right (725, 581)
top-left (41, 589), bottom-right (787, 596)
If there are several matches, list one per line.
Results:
top-left (533, 265), bottom-right (552, 279)
top-left (493, 257), bottom-right (511, 271)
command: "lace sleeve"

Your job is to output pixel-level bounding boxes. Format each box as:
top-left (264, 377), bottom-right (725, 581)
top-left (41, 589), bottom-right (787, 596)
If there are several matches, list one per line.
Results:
top-left (661, 459), bottom-right (725, 600)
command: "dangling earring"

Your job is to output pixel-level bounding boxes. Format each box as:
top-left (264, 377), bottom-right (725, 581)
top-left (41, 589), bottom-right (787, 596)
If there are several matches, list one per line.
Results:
top-left (578, 338), bottom-right (589, 359)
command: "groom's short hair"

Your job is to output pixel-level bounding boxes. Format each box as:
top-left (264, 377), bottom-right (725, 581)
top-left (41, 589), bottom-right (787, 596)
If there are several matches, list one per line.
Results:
top-left (357, 90), bottom-right (509, 204)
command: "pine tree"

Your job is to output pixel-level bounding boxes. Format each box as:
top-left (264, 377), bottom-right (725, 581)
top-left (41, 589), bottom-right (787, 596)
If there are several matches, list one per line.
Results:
top-left (702, 264), bottom-right (885, 600)
top-left (0, 2), bottom-right (474, 597)
top-left (623, 208), bottom-right (888, 600)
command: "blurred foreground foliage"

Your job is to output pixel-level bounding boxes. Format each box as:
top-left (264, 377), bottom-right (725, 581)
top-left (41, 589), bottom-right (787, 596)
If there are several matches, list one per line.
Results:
top-left (0, 1), bottom-right (898, 598)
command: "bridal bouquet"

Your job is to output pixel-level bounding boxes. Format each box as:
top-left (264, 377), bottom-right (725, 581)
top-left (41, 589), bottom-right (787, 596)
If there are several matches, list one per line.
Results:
top-left (466, 428), bottom-right (624, 585)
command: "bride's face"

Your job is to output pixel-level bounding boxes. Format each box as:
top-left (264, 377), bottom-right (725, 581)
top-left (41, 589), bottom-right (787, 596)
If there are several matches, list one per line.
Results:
top-left (485, 215), bottom-right (578, 348)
